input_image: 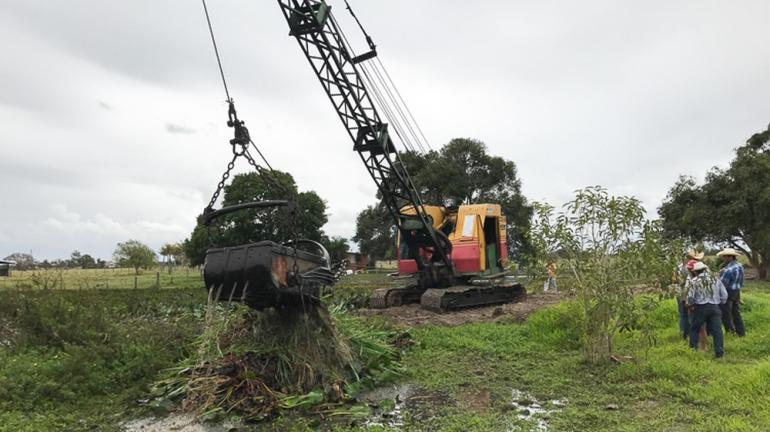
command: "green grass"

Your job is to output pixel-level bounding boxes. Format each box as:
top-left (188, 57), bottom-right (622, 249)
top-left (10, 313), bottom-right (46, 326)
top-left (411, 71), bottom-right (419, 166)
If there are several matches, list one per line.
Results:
top-left (331, 271), bottom-right (406, 307)
top-left (391, 280), bottom-right (770, 431)
top-left (0, 267), bottom-right (203, 290)
top-left (3, 275), bottom-right (770, 431)
top-left (0, 288), bottom-right (207, 432)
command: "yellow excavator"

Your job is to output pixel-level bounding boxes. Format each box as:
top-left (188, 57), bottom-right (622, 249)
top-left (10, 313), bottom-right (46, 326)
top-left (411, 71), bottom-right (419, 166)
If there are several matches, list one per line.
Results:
top-left (372, 203), bottom-right (524, 312)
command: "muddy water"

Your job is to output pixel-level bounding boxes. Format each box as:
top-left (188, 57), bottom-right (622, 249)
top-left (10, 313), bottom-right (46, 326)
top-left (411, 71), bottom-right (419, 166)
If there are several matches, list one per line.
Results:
top-left (122, 415), bottom-right (238, 432)
top-left (359, 384), bottom-right (416, 428)
top-left (510, 389), bottom-right (566, 432)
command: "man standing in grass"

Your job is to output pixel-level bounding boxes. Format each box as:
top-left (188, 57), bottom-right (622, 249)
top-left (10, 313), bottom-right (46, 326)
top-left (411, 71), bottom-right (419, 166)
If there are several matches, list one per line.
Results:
top-left (717, 248), bottom-right (746, 336)
top-left (675, 251), bottom-right (704, 341)
top-left (686, 261), bottom-right (728, 358)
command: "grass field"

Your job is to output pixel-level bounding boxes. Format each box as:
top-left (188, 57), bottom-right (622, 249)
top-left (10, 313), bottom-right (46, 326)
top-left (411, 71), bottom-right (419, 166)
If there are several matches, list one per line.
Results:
top-left (0, 267), bottom-right (204, 291)
top-left (1, 273), bottom-right (769, 431)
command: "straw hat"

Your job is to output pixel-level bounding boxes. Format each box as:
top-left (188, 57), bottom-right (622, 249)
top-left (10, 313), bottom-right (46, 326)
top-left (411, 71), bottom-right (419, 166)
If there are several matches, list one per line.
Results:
top-left (687, 250), bottom-right (705, 260)
top-left (717, 248), bottom-right (740, 257)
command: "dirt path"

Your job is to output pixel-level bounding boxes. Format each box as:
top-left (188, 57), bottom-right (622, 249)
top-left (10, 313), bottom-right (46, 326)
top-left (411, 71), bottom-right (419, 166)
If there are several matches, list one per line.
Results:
top-left (356, 292), bottom-right (566, 327)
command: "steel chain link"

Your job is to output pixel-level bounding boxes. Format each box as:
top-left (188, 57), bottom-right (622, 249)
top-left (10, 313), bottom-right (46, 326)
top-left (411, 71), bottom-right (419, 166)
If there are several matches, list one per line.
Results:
top-left (205, 136), bottom-right (302, 283)
top-left (205, 153), bottom-right (239, 212)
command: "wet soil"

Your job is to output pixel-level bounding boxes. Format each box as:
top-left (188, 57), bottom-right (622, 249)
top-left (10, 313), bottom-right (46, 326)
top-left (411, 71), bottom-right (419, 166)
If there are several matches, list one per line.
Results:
top-left (122, 415), bottom-right (238, 432)
top-left (356, 292), bottom-right (566, 327)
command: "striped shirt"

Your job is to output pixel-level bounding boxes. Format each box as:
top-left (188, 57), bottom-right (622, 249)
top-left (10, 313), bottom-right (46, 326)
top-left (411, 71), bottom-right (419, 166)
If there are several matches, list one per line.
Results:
top-left (686, 273), bottom-right (728, 305)
top-left (719, 260), bottom-right (744, 291)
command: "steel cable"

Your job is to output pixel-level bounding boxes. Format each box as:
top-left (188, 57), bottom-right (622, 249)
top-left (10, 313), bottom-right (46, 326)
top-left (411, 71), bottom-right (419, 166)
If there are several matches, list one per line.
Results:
top-left (201, 0), bottom-right (232, 103)
top-left (332, 15), bottom-right (418, 154)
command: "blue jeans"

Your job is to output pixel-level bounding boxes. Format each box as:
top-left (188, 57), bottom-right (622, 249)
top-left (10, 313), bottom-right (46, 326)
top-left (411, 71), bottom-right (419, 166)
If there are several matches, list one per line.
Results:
top-left (544, 277), bottom-right (557, 292)
top-left (721, 290), bottom-right (745, 336)
top-left (690, 303), bottom-right (724, 358)
top-left (677, 300), bottom-right (689, 339)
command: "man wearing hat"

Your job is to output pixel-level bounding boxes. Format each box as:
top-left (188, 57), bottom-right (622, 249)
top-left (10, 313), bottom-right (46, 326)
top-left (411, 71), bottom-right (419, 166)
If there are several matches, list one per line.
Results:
top-left (675, 251), bottom-right (705, 341)
top-left (686, 261), bottom-right (728, 358)
top-left (718, 248), bottom-right (746, 336)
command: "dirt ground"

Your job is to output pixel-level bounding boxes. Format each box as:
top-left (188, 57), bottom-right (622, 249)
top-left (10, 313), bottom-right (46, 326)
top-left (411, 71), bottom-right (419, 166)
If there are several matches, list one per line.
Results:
top-left (356, 291), bottom-right (566, 327)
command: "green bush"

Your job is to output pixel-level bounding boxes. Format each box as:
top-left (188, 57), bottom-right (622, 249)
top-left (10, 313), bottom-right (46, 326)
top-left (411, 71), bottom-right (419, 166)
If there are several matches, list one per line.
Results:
top-left (0, 289), bottom-right (205, 430)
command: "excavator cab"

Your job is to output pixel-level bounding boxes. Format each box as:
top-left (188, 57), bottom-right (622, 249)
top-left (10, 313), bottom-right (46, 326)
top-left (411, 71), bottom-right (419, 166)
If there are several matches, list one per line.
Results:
top-left (398, 204), bottom-right (507, 277)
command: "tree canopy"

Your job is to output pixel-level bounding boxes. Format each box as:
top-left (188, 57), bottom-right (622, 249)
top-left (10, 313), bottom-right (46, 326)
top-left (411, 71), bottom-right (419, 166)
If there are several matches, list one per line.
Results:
top-left (160, 243), bottom-right (185, 267)
top-left (354, 138), bottom-right (532, 260)
top-left (183, 171), bottom-right (329, 266)
top-left (322, 236), bottom-right (350, 265)
top-left (659, 123), bottom-right (770, 279)
top-left (2, 253), bottom-right (35, 270)
top-left (353, 203), bottom-right (397, 261)
top-left (113, 240), bottom-right (157, 274)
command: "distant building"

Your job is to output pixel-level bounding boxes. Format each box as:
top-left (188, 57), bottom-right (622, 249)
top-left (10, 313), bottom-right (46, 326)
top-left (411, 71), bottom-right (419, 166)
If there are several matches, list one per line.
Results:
top-left (345, 252), bottom-right (369, 271)
top-left (0, 260), bottom-right (16, 277)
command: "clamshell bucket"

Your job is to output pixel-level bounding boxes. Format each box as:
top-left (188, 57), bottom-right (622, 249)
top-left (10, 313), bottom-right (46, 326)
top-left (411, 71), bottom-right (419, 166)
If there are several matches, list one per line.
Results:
top-left (204, 239), bottom-right (334, 309)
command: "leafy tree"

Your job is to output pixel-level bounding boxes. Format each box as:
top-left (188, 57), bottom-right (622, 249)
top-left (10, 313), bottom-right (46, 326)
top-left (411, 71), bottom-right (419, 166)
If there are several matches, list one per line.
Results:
top-left (528, 186), bottom-right (680, 364)
top-left (3, 253), bottom-right (35, 270)
top-left (159, 243), bottom-right (184, 266)
top-left (353, 203), bottom-right (397, 262)
top-left (113, 240), bottom-right (157, 274)
top-left (355, 138), bottom-right (532, 260)
top-left (184, 171), bottom-right (329, 266)
top-left (322, 236), bottom-right (350, 265)
top-left (69, 250), bottom-right (83, 268)
top-left (160, 243), bottom-right (174, 266)
top-left (659, 123), bottom-right (770, 279)
top-left (67, 250), bottom-right (96, 269)
top-left (80, 254), bottom-right (97, 269)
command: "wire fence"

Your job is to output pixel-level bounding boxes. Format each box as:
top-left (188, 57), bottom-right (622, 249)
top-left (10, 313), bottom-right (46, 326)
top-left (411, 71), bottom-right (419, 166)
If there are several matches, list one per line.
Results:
top-left (0, 267), bottom-right (203, 291)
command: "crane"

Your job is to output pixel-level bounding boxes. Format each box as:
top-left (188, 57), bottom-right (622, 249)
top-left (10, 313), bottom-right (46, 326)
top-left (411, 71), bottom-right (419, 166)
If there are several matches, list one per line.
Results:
top-left (275, 0), bottom-right (525, 311)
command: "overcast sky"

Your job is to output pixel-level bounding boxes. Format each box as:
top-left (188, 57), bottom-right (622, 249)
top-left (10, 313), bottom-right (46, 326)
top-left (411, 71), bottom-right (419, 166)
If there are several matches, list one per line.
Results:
top-left (2, 0), bottom-right (769, 261)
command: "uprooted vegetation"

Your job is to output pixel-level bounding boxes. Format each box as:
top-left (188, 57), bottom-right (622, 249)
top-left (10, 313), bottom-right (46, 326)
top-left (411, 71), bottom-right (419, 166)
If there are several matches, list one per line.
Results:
top-left (151, 298), bottom-right (408, 422)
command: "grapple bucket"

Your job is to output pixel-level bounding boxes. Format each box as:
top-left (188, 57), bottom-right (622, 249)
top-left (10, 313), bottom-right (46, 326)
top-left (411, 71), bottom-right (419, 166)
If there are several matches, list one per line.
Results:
top-left (204, 240), bottom-right (334, 309)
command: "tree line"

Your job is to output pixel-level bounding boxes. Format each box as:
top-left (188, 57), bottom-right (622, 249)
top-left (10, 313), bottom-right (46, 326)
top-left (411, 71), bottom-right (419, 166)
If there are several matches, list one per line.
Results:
top-left (659, 123), bottom-right (770, 279)
top-left (3, 241), bottom-right (186, 274)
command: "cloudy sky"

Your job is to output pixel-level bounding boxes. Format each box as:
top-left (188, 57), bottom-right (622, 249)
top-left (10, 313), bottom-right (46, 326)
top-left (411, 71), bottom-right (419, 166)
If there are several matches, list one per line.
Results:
top-left (2, 0), bottom-right (769, 261)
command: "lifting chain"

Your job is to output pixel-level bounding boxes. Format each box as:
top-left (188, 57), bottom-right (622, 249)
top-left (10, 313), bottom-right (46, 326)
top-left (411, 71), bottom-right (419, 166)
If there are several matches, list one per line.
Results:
top-left (204, 101), bottom-right (290, 214)
top-left (205, 153), bottom-right (238, 213)
top-left (203, 101), bottom-right (302, 279)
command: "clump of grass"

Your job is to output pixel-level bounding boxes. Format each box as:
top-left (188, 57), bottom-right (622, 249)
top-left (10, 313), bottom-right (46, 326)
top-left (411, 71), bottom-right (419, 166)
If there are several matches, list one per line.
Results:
top-left (154, 295), bottom-right (405, 421)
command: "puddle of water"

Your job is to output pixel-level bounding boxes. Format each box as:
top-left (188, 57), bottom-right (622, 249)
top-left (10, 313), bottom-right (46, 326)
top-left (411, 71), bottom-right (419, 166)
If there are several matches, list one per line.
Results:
top-left (122, 415), bottom-right (238, 432)
top-left (510, 389), bottom-right (566, 432)
top-left (359, 384), bottom-right (416, 429)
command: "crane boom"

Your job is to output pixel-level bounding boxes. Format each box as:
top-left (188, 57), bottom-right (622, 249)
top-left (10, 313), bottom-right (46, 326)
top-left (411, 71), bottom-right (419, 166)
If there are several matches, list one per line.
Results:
top-left (277, 0), bottom-right (455, 286)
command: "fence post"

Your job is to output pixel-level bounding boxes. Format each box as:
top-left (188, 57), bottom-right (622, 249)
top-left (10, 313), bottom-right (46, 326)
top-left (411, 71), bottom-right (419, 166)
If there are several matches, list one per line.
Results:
top-left (134, 276), bottom-right (138, 290)
top-left (156, 272), bottom-right (160, 289)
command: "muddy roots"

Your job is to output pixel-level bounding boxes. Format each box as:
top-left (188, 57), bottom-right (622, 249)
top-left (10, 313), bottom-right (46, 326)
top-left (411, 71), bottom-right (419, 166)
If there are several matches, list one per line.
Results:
top-left (153, 300), bottom-right (402, 421)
